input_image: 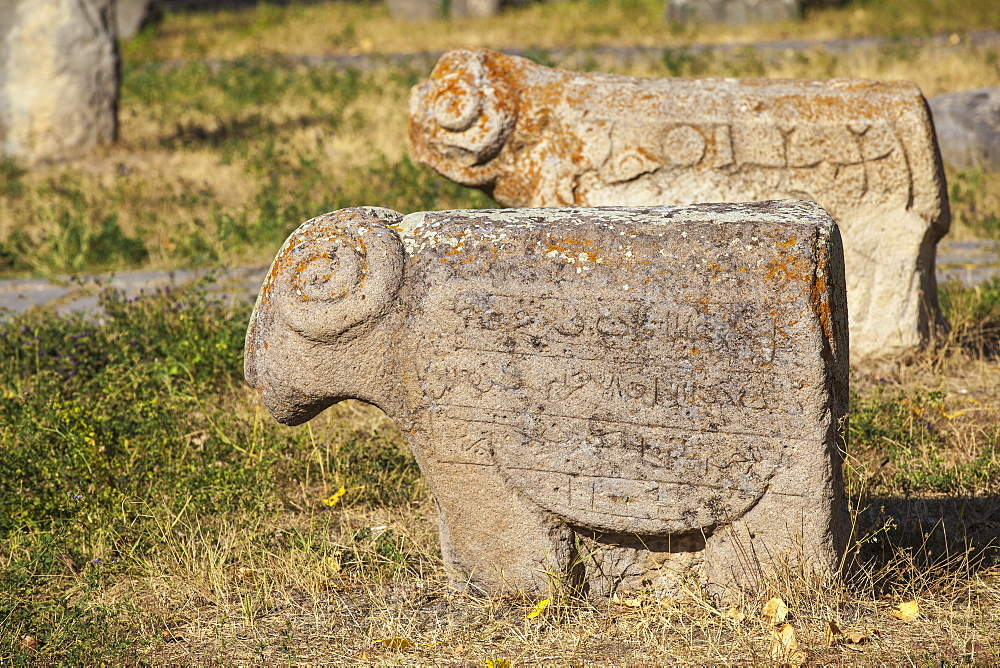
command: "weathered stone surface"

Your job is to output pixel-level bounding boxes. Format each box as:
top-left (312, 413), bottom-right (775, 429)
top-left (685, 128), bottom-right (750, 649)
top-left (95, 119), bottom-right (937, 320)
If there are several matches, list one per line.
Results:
top-left (408, 49), bottom-right (951, 360)
top-left (667, 0), bottom-right (800, 26)
top-left (246, 200), bottom-right (850, 596)
top-left (387, 0), bottom-right (500, 20)
top-left (0, 0), bottom-right (119, 164)
top-left (929, 88), bottom-right (1000, 172)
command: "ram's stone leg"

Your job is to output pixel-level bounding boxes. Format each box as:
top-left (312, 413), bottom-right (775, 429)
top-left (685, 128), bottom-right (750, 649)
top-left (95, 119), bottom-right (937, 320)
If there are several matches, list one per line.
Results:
top-left (424, 461), bottom-right (575, 595)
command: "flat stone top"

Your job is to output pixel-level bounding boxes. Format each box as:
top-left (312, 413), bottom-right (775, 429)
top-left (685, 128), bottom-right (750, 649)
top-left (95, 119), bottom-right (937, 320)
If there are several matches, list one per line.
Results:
top-left (394, 200), bottom-right (838, 256)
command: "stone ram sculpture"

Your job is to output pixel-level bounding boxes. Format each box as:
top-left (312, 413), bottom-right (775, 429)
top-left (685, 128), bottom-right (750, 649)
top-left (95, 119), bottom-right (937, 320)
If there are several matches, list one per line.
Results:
top-left (408, 48), bottom-right (951, 360)
top-left (245, 201), bottom-right (851, 596)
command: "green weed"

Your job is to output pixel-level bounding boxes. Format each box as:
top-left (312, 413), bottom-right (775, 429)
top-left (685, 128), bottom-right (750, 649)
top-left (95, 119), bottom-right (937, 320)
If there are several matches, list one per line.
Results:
top-left (660, 47), bottom-right (710, 77)
top-left (5, 178), bottom-right (148, 274)
top-left (0, 282), bottom-right (423, 661)
top-left (0, 158), bottom-right (26, 197)
top-left (948, 168), bottom-right (1000, 239)
top-left (938, 277), bottom-right (1000, 357)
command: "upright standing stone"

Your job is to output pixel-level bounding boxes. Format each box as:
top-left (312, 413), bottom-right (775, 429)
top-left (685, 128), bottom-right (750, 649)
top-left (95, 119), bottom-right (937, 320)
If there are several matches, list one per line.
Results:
top-left (387, 0), bottom-right (444, 21)
top-left (114, 0), bottom-right (159, 40)
top-left (667, 0), bottom-right (800, 26)
top-left (246, 200), bottom-right (851, 597)
top-left (408, 49), bottom-right (951, 360)
top-left (929, 88), bottom-right (1000, 172)
top-left (0, 0), bottom-right (119, 164)
top-left (387, 0), bottom-right (500, 20)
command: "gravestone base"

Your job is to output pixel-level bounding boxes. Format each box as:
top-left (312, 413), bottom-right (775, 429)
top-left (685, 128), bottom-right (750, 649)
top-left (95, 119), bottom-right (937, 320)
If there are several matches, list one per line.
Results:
top-left (387, 0), bottom-right (444, 21)
top-left (387, 0), bottom-right (501, 20)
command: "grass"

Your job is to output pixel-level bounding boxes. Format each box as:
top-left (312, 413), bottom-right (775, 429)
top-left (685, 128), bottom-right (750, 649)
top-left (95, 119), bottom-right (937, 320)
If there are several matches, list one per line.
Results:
top-left (0, 62), bottom-right (493, 276)
top-left (2, 280), bottom-right (1000, 663)
top-left (3, 0), bottom-right (1000, 663)
top-left (120, 0), bottom-right (1000, 62)
top-left (1, 37), bottom-right (997, 276)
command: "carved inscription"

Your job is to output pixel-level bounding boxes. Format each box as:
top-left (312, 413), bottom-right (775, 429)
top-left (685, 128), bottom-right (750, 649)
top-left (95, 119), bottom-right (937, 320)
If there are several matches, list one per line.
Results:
top-left (408, 207), bottom-right (832, 534)
top-left (597, 120), bottom-right (912, 211)
top-left (448, 293), bottom-right (796, 365)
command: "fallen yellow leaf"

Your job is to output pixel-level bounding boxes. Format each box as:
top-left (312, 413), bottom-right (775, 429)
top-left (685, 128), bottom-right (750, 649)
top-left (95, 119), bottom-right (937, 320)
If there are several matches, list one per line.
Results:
top-left (770, 624), bottom-right (807, 666)
top-left (611, 595), bottom-right (642, 608)
top-left (321, 485), bottom-right (347, 507)
top-left (890, 600), bottom-right (919, 620)
top-left (723, 607), bottom-right (746, 624)
top-left (485, 660), bottom-right (512, 668)
top-left (844, 630), bottom-right (871, 644)
top-left (525, 599), bottom-right (550, 620)
top-left (379, 637), bottom-right (414, 649)
top-left (325, 555), bottom-right (342, 574)
top-left (763, 596), bottom-right (789, 624)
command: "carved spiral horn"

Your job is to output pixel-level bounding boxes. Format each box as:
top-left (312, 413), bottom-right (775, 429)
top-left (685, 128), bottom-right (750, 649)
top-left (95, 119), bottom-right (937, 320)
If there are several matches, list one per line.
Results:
top-left (255, 207), bottom-right (405, 345)
top-left (408, 49), bottom-right (519, 186)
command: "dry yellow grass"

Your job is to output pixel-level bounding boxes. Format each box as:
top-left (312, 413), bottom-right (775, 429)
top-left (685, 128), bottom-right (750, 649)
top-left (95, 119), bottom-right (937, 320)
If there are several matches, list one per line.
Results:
top-left (126, 0), bottom-right (1000, 62)
top-left (67, 348), bottom-right (1000, 664)
top-left (3, 38), bottom-right (996, 277)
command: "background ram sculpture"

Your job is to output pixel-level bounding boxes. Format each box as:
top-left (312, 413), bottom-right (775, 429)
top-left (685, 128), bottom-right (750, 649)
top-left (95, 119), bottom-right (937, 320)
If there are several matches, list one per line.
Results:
top-left (409, 48), bottom-right (951, 360)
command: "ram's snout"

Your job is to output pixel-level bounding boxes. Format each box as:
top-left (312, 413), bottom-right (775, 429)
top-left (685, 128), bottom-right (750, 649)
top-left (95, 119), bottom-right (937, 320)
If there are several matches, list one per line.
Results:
top-left (245, 207), bottom-right (405, 425)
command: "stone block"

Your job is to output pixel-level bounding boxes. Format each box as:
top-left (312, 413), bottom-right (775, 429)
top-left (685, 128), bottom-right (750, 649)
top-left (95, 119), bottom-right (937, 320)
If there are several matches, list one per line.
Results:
top-left (450, 0), bottom-right (501, 18)
top-left (408, 49), bottom-right (951, 360)
top-left (929, 88), bottom-right (1000, 172)
top-left (245, 200), bottom-right (851, 596)
top-left (114, 0), bottom-right (160, 39)
top-left (387, 0), bottom-right (443, 21)
top-left (667, 0), bottom-right (800, 26)
top-left (0, 0), bottom-right (119, 164)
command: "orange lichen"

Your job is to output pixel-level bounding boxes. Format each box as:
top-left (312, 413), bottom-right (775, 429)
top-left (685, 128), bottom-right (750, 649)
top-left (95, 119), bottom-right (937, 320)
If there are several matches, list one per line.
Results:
top-left (765, 253), bottom-right (811, 285)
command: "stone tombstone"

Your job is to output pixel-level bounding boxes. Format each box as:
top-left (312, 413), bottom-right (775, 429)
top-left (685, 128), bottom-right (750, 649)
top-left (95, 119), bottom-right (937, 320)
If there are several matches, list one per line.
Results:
top-left (0, 0), bottom-right (119, 164)
top-left (929, 88), bottom-right (1000, 172)
top-left (387, 0), bottom-right (500, 20)
top-left (450, 0), bottom-right (501, 18)
top-left (408, 49), bottom-right (951, 360)
top-left (667, 0), bottom-right (800, 26)
top-left (114, 0), bottom-right (160, 40)
top-left (245, 200), bottom-right (851, 596)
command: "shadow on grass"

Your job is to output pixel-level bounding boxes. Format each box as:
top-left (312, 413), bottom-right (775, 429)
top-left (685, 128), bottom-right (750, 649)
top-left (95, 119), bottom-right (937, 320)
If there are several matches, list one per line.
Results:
top-left (853, 494), bottom-right (1000, 593)
top-left (162, 113), bottom-right (325, 149)
top-left (935, 277), bottom-right (1000, 360)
